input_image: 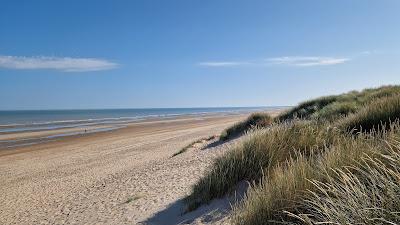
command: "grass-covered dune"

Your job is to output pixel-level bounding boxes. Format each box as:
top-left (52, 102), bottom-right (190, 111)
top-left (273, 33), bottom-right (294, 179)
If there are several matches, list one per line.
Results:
top-left (277, 85), bottom-right (400, 121)
top-left (219, 113), bottom-right (273, 141)
top-left (186, 85), bottom-right (400, 225)
top-left (218, 85), bottom-right (400, 142)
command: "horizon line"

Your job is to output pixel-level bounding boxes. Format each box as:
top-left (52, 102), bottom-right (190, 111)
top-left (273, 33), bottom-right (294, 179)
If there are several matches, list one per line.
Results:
top-left (0, 106), bottom-right (291, 112)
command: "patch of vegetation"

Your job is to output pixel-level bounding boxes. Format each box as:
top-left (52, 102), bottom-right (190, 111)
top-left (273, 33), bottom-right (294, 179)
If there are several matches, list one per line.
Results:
top-left (124, 195), bottom-right (142, 204)
top-left (338, 94), bottom-right (400, 133)
top-left (277, 85), bottom-right (400, 121)
top-left (290, 145), bottom-right (400, 225)
top-left (185, 85), bottom-right (400, 225)
top-left (232, 133), bottom-right (391, 224)
top-left (219, 113), bottom-right (273, 141)
top-left (277, 95), bottom-right (340, 121)
top-left (312, 101), bottom-right (358, 120)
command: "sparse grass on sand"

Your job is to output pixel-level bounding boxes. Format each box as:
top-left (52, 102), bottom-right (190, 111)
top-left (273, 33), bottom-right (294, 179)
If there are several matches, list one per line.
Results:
top-left (185, 85), bottom-right (400, 225)
top-left (172, 135), bottom-right (216, 157)
top-left (219, 112), bottom-right (273, 141)
top-left (124, 195), bottom-right (142, 204)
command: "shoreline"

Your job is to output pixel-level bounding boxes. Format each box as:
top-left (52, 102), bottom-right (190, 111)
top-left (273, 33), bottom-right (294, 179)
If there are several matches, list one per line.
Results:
top-left (0, 113), bottom-right (244, 151)
top-left (0, 108), bottom-right (287, 151)
top-left (0, 112), bottom-right (257, 157)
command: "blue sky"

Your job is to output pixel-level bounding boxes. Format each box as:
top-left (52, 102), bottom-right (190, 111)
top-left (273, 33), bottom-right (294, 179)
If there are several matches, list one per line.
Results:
top-left (1, 0), bottom-right (400, 110)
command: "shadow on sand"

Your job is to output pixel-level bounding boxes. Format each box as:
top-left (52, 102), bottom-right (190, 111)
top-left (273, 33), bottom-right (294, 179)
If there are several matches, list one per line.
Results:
top-left (143, 182), bottom-right (249, 225)
top-left (201, 135), bottom-right (242, 150)
top-left (142, 199), bottom-right (228, 225)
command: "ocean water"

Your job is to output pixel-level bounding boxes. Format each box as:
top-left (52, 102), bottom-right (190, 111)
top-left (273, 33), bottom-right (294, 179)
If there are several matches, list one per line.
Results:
top-left (0, 107), bottom-right (280, 148)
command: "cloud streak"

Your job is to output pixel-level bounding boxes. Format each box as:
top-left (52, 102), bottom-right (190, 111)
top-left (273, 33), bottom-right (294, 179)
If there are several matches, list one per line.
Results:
top-left (267, 56), bottom-right (350, 66)
top-left (0, 55), bottom-right (118, 72)
top-left (198, 56), bottom-right (350, 68)
top-left (197, 61), bottom-right (250, 67)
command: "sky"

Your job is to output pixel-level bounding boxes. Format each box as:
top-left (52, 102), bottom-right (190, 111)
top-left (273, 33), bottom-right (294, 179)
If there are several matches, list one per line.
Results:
top-left (1, 0), bottom-right (400, 110)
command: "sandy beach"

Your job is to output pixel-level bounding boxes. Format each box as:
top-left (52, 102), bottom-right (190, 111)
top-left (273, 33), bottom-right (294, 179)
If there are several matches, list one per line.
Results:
top-left (0, 113), bottom-right (254, 225)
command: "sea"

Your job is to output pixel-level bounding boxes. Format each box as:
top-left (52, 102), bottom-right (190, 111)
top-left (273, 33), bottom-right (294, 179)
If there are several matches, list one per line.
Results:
top-left (0, 107), bottom-right (283, 149)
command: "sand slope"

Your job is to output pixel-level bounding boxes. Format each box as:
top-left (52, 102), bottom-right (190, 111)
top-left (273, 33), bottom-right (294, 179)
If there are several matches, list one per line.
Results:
top-left (0, 115), bottom-right (245, 225)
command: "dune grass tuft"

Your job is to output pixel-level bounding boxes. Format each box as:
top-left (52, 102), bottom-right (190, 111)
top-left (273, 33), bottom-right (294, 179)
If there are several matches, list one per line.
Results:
top-left (231, 132), bottom-right (387, 225)
top-left (284, 136), bottom-right (400, 225)
top-left (219, 112), bottom-right (273, 141)
top-left (338, 94), bottom-right (400, 133)
top-left (277, 95), bottom-right (339, 121)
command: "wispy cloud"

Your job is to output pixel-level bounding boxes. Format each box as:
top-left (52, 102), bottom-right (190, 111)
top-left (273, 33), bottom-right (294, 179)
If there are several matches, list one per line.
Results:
top-left (266, 56), bottom-right (350, 67)
top-left (197, 61), bottom-right (250, 67)
top-left (198, 56), bottom-right (351, 68)
top-left (0, 55), bottom-right (118, 72)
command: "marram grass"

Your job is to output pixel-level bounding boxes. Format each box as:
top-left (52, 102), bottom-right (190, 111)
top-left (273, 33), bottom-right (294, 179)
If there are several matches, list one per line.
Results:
top-left (219, 112), bottom-right (273, 141)
top-left (185, 85), bottom-right (400, 225)
top-left (186, 120), bottom-right (343, 211)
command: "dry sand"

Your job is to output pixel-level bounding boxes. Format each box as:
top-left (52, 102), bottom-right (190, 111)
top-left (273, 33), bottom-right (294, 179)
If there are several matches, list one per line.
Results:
top-left (0, 114), bottom-right (250, 225)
